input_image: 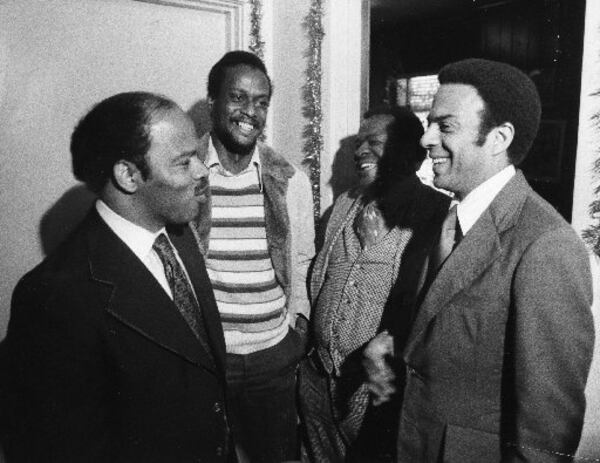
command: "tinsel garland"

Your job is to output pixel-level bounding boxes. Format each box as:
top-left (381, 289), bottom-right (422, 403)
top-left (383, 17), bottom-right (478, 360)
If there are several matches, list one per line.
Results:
top-left (247, 0), bottom-right (324, 224)
top-left (302, 0), bottom-right (325, 223)
top-left (582, 88), bottom-right (600, 256)
top-left (249, 0), bottom-right (265, 60)
top-left (248, 0), bottom-right (266, 143)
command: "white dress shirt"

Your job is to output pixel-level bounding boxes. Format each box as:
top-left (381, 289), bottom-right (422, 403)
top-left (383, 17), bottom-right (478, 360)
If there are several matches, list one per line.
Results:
top-left (96, 199), bottom-right (191, 299)
top-left (456, 165), bottom-right (516, 235)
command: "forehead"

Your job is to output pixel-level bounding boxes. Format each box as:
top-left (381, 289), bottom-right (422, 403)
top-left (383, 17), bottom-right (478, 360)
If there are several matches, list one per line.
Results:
top-left (431, 83), bottom-right (485, 119)
top-left (148, 108), bottom-right (198, 150)
top-left (222, 64), bottom-right (270, 93)
top-left (359, 114), bottom-right (394, 135)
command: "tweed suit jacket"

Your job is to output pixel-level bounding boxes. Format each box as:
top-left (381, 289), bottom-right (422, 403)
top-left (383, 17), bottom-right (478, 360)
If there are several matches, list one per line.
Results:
top-left (2, 208), bottom-right (230, 462)
top-left (398, 171), bottom-right (594, 462)
top-left (311, 175), bottom-right (451, 376)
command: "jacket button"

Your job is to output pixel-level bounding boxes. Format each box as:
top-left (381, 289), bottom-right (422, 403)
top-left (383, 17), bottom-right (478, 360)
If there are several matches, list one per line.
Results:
top-left (216, 446), bottom-right (223, 457)
top-left (213, 401), bottom-right (222, 413)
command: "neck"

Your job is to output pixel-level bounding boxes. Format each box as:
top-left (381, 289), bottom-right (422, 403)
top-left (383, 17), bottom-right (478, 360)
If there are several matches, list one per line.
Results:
top-left (101, 189), bottom-right (163, 233)
top-left (457, 162), bottom-right (512, 201)
top-left (212, 132), bottom-right (254, 175)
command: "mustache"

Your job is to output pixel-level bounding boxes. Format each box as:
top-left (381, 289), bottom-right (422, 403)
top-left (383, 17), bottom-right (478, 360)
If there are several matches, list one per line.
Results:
top-left (194, 177), bottom-right (209, 195)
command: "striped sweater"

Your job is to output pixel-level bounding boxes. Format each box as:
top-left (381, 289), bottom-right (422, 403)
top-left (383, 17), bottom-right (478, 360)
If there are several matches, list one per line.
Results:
top-left (206, 164), bottom-right (289, 354)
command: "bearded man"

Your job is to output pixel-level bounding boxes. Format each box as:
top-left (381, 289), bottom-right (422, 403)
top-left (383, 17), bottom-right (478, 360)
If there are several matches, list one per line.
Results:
top-left (299, 106), bottom-right (450, 462)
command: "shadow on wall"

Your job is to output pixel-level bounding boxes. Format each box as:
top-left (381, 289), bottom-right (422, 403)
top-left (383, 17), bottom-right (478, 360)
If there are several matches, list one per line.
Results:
top-left (1, 184), bottom-right (93, 463)
top-left (39, 185), bottom-right (96, 256)
top-left (187, 99), bottom-right (212, 138)
top-left (0, 334), bottom-right (7, 463)
top-left (316, 135), bottom-right (359, 250)
top-left (329, 135), bottom-right (359, 201)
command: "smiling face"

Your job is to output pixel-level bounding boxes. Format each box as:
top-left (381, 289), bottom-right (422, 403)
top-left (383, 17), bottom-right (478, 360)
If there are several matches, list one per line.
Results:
top-left (209, 64), bottom-right (270, 157)
top-left (354, 114), bottom-right (394, 187)
top-left (134, 108), bottom-right (208, 231)
top-left (422, 83), bottom-right (504, 200)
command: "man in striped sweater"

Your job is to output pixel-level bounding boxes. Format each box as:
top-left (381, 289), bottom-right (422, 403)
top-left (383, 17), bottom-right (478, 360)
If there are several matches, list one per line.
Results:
top-left (192, 51), bottom-right (315, 462)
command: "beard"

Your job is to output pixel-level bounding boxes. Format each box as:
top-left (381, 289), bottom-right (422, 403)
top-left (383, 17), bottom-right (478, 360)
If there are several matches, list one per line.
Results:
top-left (369, 155), bottom-right (412, 199)
top-left (213, 125), bottom-right (257, 157)
top-left (364, 155), bottom-right (416, 228)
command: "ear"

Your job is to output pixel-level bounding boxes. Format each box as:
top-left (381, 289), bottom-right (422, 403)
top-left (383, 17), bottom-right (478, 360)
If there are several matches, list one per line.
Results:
top-left (490, 122), bottom-right (515, 156)
top-left (113, 160), bottom-right (142, 194)
top-left (207, 96), bottom-right (215, 112)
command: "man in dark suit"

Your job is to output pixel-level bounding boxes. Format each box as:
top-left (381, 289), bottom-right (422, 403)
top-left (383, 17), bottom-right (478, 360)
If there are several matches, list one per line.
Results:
top-left (364, 59), bottom-right (594, 462)
top-left (2, 92), bottom-right (231, 462)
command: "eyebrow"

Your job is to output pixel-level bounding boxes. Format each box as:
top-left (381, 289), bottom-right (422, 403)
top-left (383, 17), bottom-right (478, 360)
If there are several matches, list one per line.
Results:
top-left (230, 87), bottom-right (269, 96)
top-left (427, 114), bottom-right (454, 124)
top-left (173, 150), bottom-right (197, 161)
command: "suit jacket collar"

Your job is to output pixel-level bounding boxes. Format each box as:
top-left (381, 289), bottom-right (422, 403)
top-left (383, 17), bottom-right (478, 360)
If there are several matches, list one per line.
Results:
top-left (405, 170), bottom-right (531, 356)
top-left (84, 209), bottom-right (225, 375)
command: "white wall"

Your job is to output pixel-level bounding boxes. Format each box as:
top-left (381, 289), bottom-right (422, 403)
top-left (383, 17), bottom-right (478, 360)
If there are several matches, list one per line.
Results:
top-left (320, 0), bottom-right (368, 213)
top-left (573, 3), bottom-right (600, 457)
top-left (572, 0), bottom-right (600, 240)
top-left (0, 0), bottom-right (250, 339)
top-left (0, 0), bottom-right (353, 340)
top-left (270, 0), bottom-right (311, 170)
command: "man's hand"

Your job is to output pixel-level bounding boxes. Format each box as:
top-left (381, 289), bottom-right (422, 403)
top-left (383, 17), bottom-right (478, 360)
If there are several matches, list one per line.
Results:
top-left (294, 315), bottom-right (309, 353)
top-left (363, 331), bottom-right (396, 406)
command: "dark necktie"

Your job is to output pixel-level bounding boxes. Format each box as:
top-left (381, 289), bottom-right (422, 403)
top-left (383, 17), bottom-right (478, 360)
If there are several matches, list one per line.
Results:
top-left (153, 234), bottom-right (213, 358)
top-left (430, 204), bottom-right (461, 273)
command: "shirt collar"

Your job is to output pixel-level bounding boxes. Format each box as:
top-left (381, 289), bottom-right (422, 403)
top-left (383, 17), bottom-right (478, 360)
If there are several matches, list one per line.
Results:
top-left (456, 164), bottom-right (516, 235)
top-left (96, 199), bottom-right (166, 262)
top-left (207, 135), bottom-right (263, 190)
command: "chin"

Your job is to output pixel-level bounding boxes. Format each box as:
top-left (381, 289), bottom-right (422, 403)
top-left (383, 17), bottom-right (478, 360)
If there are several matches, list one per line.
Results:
top-left (225, 135), bottom-right (256, 155)
top-left (357, 174), bottom-right (376, 187)
top-left (433, 177), bottom-right (450, 191)
top-left (169, 208), bottom-right (199, 225)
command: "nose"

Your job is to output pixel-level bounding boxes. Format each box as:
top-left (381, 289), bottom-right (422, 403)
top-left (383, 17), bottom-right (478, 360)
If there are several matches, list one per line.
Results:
top-left (241, 99), bottom-right (256, 117)
top-left (420, 125), bottom-right (438, 149)
top-left (190, 155), bottom-right (208, 180)
top-left (354, 139), bottom-right (370, 159)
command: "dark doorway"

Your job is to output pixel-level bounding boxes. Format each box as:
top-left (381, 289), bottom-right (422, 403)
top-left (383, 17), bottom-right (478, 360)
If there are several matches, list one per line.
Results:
top-left (370, 0), bottom-right (587, 221)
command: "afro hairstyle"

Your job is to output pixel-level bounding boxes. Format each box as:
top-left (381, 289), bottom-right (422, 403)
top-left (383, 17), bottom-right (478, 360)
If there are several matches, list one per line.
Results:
top-left (438, 58), bottom-right (541, 165)
top-left (207, 50), bottom-right (272, 100)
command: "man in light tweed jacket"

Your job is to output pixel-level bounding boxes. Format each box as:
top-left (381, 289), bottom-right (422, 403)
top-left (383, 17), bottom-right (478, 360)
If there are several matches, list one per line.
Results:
top-left (299, 106), bottom-right (450, 462)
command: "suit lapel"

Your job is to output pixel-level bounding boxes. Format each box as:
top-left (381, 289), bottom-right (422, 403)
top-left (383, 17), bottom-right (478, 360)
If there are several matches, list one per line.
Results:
top-left (85, 211), bottom-right (218, 373)
top-left (311, 194), bottom-right (363, 303)
top-left (405, 171), bottom-right (530, 355)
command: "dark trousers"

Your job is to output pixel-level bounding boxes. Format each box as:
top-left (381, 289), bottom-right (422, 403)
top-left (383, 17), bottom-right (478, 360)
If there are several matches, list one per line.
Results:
top-left (226, 329), bottom-right (303, 463)
top-left (299, 353), bottom-right (399, 463)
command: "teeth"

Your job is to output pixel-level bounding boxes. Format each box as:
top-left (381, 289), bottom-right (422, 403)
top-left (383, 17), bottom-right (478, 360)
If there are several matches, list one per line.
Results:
top-left (432, 159), bottom-right (448, 165)
top-left (236, 121), bottom-right (254, 132)
top-left (358, 162), bottom-right (377, 171)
